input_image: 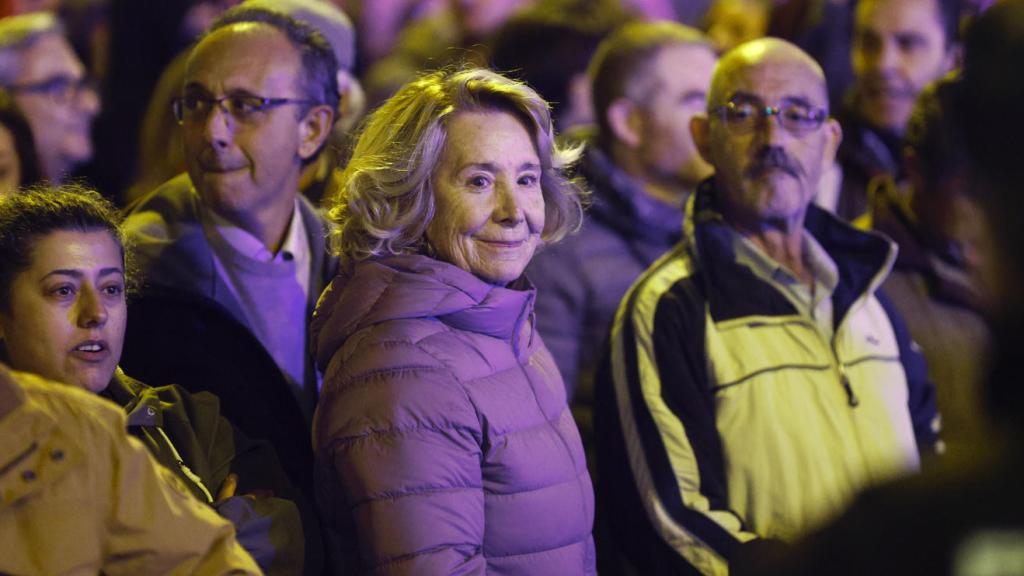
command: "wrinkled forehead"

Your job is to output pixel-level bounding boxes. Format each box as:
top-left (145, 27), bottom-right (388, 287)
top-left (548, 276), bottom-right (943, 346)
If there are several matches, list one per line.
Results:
top-left (709, 48), bottom-right (829, 110)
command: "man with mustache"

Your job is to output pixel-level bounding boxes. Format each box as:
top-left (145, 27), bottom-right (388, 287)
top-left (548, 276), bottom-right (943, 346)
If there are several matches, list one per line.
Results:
top-left (595, 38), bottom-right (940, 575)
top-left (832, 0), bottom-right (957, 221)
top-left (120, 7), bottom-right (345, 573)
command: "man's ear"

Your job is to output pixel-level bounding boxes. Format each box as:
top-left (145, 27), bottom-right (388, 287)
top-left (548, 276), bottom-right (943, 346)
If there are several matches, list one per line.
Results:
top-left (822, 117), bottom-right (843, 168)
top-left (297, 105), bottom-right (335, 160)
top-left (690, 113), bottom-right (713, 165)
top-left (606, 97), bottom-right (641, 148)
top-left (335, 71), bottom-right (365, 134)
top-left (565, 72), bottom-right (593, 128)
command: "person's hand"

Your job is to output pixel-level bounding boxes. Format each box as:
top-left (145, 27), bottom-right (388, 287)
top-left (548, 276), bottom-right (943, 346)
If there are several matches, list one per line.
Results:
top-left (216, 473), bottom-right (238, 504)
top-left (216, 473), bottom-right (274, 504)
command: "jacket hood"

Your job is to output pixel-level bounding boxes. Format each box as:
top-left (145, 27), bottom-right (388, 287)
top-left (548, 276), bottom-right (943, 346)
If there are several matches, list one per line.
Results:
top-left (311, 254), bottom-right (538, 370)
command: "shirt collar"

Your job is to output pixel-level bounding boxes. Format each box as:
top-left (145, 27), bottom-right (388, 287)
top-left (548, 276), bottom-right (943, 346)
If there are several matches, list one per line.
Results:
top-left (731, 227), bottom-right (839, 294)
top-left (203, 201), bottom-right (307, 264)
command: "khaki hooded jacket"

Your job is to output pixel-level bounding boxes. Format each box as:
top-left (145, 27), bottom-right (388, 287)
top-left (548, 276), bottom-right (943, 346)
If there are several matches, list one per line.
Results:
top-left (0, 365), bottom-right (261, 575)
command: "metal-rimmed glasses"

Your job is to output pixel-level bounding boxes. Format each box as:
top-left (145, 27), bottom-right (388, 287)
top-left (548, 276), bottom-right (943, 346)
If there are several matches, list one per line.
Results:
top-left (6, 74), bottom-right (96, 106)
top-left (711, 98), bottom-right (828, 136)
top-left (171, 93), bottom-right (318, 125)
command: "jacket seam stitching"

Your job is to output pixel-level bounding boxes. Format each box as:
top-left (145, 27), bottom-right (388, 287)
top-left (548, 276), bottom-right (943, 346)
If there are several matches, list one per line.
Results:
top-left (351, 483), bottom-right (484, 507)
top-left (712, 363), bottom-right (833, 391)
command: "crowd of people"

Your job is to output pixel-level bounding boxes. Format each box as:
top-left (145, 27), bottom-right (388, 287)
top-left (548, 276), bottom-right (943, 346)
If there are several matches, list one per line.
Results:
top-left (0, 0), bottom-right (1019, 574)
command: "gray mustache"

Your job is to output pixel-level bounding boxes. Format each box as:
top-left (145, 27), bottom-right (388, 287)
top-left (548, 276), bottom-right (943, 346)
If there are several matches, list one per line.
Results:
top-left (746, 147), bottom-right (802, 179)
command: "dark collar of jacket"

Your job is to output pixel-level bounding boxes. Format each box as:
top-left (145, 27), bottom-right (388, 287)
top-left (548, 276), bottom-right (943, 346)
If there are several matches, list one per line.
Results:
top-left (834, 102), bottom-right (905, 220)
top-left (103, 369), bottom-right (172, 428)
top-left (125, 172), bottom-right (339, 333)
top-left (870, 186), bottom-right (986, 312)
top-left (581, 145), bottom-right (685, 246)
top-left (837, 99), bottom-right (904, 180)
top-left (101, 369), bottom-right (227, 504)
top-left (687, 177), bottom-right (896, 327)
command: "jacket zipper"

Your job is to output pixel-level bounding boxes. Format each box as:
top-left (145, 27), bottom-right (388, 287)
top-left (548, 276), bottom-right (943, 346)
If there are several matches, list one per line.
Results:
top-left (828, 323), bottom-right (859, 407)
top-left (156, 428), bottom-right (214, 503)
top-left (837, 361), bottom-right (859, 407)
top-left (794, 316), bottom-right (860, 408)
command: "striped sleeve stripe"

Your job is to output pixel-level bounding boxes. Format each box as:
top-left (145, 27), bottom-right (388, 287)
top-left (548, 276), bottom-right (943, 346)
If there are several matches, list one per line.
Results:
top-left (609, 249), bottom-right (757, 575)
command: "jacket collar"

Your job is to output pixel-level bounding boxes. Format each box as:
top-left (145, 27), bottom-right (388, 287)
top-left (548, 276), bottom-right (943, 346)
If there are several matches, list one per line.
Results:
top-left (688, 178), bottom-right (896, 326)
top-left (837, 101), bottom-right (904, 178)
top-left (99, 370), bottom-right (214, 503)
top-left (312, 254), bottom-right (538, 369)
top-left (871, 187), bottom-right (986, 312)
top-left (128, 173), bottom-right (337, 331)
top-left (102, 369), bottom-right (167, 428)
top-left (581, 146), bottom-right (685, 245)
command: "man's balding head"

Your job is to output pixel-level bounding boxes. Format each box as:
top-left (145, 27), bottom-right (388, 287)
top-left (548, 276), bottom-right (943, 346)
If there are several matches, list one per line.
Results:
top-left (692, 38), bottom-right (841, 233)
top-left (707, 38), bottom-right (829, 113)
top-left (208, 8), bottom-right (340, 114)
top-left (238, 0), bottom-right (355, 72)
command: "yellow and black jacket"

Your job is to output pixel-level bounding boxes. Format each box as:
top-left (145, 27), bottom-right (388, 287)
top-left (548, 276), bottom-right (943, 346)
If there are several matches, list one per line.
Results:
top-left (595, 178), bottom-right (940, 576)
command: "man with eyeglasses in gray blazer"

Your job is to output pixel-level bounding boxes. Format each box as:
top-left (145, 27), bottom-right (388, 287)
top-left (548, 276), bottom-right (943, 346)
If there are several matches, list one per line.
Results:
top-left (120, 6), bottom-right (353, 573)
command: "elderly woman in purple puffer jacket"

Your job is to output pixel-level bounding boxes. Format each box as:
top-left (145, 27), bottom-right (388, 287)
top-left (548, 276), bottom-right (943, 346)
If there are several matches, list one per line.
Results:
top-left (312, 67), bottom-right (596, 575)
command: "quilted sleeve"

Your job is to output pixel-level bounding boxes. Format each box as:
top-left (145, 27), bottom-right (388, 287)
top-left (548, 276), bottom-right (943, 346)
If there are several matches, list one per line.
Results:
top-left (314, 331), bottom-right (486, 575)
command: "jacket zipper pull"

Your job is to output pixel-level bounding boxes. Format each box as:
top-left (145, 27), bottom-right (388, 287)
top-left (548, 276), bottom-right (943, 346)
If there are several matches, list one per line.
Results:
top-left (840, 369), bottom-right (859, 407)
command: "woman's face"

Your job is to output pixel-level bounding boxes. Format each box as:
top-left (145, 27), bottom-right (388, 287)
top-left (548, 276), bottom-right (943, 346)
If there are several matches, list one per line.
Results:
top-left (0, 125), bottom-right (21, 195)
top-left (0, 229), bottom-right (127, 393)
top-left (426, 110), bottom-right (545, 286)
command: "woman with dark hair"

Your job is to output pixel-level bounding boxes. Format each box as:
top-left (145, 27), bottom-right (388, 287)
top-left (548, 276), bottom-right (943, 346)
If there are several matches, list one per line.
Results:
top-left (0, 184), bottom-right (305, 575)
top-left (314, 67), bottom-right (595, 574)
top-left (0, 90), bottom-right (41, 194)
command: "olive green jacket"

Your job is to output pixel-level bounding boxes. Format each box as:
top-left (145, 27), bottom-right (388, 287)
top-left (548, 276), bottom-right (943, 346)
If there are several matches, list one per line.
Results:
top-left (102, 370), bottom-right (304, 575)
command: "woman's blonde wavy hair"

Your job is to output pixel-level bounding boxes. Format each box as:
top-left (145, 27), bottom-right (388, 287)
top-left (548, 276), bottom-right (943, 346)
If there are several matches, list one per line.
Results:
top-left (327, 67), bottom-right (586, 264)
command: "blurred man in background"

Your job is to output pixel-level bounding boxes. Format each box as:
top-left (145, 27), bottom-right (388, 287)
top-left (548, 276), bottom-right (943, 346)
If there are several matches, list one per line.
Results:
top-left (834, 0), bottom-right (957, 220)
top-left (0, 12), bottom-right (100, 184)
top-left (528, 21), bottom-right (716, 456)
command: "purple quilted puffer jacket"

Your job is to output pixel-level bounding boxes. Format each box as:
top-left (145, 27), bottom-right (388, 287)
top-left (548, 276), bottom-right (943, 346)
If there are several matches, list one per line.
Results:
top-left (311, 254), bottom-right (596, 575)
